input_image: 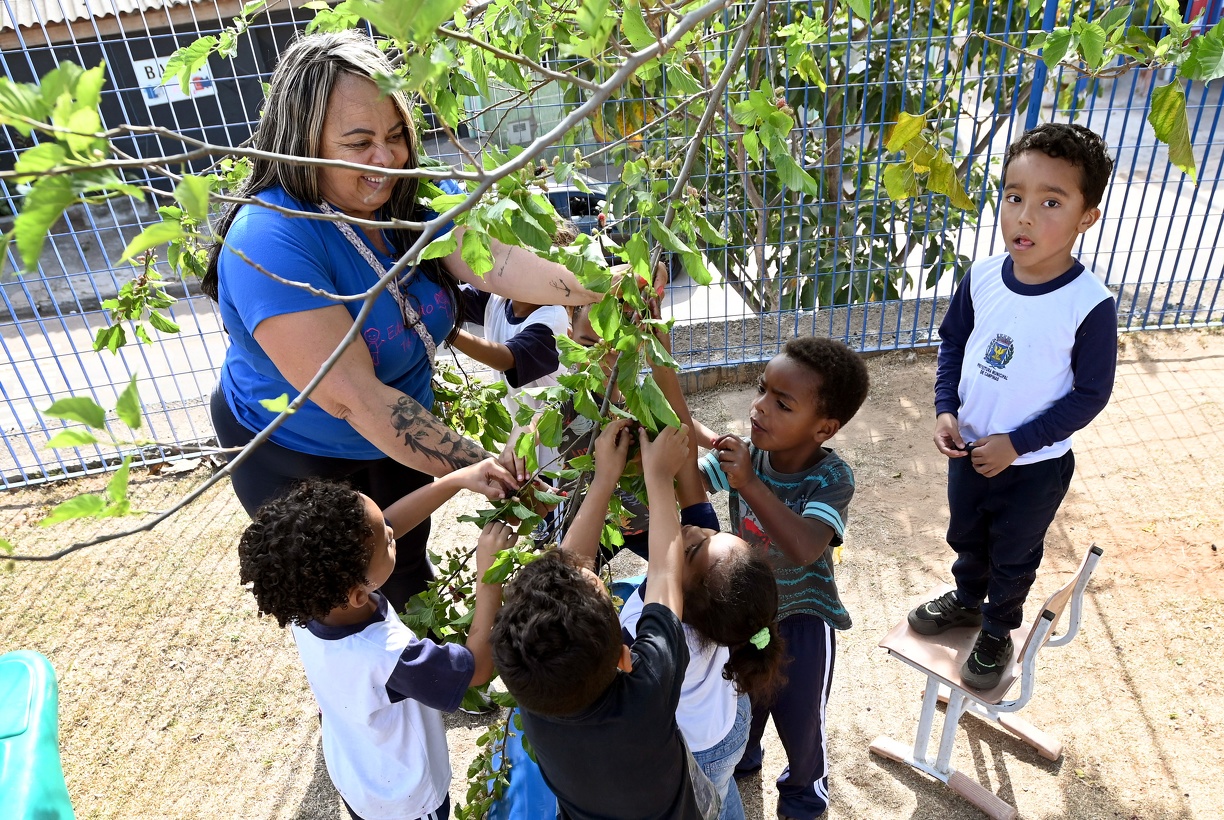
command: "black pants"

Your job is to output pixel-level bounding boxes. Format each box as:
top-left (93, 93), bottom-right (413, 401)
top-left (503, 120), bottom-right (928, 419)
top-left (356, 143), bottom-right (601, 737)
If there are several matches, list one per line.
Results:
top-left (736, 614), bottom-right (835, 819)
top-left (947, 450), bottom-right (1075, 635)
top-left (211, 387), bottom-right (434, 613)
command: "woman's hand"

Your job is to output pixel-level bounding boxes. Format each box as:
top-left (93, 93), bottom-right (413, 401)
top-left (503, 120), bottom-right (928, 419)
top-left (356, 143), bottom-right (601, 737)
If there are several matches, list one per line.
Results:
top-left (455, 457), bottom-right (520, 501)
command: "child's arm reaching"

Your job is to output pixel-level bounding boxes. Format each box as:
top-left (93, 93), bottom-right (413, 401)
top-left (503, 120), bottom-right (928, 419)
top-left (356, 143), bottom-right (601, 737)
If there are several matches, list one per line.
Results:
top-left (451, 328), bottom-right (516, 374)
top-left (639, 424), bottom-right (691, 617)
top-left (713, 434), bottom-right (834, 566)
top-left (558, 418), bottom-right (634, 569)
top-left (647, 311), bottom-right (713, 508)
top-left (468, 520), bottom-right (513, 686)
top-left (383, 458), bottom-right (516, 537)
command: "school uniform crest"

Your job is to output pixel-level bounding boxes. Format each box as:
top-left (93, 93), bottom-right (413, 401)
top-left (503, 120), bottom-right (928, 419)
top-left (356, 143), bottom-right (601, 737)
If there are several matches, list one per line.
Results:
top-left (983, 334), bottom-right (1014, 369)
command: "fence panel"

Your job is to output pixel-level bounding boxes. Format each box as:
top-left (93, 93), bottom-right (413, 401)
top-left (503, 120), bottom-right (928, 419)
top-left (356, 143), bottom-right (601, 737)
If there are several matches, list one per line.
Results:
top-left (2, 0), bottom-right (1221, 488)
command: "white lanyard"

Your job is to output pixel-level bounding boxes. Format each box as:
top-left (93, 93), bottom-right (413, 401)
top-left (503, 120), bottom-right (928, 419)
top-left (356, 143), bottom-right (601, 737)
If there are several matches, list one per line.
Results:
top-left (319, 202), bottom-right (437, 367)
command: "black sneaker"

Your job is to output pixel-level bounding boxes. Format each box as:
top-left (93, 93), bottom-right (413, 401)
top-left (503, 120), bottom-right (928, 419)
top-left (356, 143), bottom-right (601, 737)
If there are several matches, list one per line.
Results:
top-left (961, 630), bottom-right (1014, 690)
top-left (907, 591), bottom-right (982, 635)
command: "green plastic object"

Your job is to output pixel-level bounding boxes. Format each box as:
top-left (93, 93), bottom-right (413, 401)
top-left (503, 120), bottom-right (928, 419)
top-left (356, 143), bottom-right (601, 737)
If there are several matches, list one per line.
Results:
top-left (0, 650), bottom-right (75, 820)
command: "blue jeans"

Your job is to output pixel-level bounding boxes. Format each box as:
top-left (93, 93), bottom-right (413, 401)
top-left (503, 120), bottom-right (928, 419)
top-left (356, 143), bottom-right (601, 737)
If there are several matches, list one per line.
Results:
top-left (694, 694), bottom-right (750, 820)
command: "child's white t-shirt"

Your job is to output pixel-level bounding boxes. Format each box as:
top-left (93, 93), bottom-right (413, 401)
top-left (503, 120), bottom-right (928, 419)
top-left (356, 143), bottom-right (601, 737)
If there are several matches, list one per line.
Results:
top-left (619, 585), bottom-right (736, 753)
top-left (292, 593), bottom-right (474, 820)
top-left (483, 295), bottom-right (570, 473)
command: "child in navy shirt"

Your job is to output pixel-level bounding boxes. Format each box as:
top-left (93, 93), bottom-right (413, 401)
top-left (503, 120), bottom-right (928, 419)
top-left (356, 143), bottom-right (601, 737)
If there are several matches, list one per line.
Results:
top-left (908, 123), bottom-right (1117, 691)
top-left (238, 461), bottom-right (512, 820)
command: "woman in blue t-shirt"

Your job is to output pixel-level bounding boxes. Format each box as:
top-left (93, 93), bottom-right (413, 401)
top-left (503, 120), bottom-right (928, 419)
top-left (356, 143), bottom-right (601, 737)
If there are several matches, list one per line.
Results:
top-left (203, 30), bottom-right (600, 613)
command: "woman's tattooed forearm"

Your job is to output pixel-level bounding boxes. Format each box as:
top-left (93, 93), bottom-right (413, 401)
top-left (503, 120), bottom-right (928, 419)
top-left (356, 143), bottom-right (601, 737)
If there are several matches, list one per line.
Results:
top-left (389, 396), bottom-right (486, 471)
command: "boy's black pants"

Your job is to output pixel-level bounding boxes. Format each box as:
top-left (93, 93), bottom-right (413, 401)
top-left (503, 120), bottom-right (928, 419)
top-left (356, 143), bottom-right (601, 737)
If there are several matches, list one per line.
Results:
top-left (947, 450), bottom-right (1075, 636)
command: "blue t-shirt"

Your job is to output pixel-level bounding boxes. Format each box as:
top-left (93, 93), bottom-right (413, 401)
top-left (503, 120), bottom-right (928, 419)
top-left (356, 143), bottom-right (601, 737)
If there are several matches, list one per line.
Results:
top-left (216, 180), bottom-right (462, 459)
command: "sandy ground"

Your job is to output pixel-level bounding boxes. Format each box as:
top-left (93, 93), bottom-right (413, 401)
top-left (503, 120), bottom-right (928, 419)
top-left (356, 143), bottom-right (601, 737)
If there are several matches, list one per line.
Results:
top-left (1, 329), bottom-right (1221, 819)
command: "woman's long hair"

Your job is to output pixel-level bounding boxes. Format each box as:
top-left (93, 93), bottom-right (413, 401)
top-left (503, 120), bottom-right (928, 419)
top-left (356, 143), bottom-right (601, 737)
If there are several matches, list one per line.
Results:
top-left (203, 29), bottom-right (432, 302)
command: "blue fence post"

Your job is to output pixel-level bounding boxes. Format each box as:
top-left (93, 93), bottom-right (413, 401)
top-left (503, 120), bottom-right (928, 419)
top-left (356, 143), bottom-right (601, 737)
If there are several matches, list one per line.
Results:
top-left (1025, 0), bottom-right (1063, 130)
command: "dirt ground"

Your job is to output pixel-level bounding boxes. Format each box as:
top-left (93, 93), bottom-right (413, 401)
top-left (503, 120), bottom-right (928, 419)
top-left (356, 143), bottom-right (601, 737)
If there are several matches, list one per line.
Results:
top-left (1, 329), bottom-right (1221, 820)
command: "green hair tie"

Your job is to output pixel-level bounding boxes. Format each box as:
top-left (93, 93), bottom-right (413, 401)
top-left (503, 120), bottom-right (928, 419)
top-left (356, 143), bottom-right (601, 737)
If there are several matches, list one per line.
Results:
top-left (749, 627), bottom-right (771, 650)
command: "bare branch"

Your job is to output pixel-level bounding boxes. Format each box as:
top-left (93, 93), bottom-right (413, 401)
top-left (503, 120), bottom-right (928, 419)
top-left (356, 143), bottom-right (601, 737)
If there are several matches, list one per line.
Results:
top-left (441, 28), bottom-right (602, 91)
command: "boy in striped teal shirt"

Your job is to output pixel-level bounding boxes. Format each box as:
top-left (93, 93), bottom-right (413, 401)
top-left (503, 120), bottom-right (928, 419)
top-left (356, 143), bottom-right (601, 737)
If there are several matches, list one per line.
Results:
top-left (699, 337), bottom-right (869, 820)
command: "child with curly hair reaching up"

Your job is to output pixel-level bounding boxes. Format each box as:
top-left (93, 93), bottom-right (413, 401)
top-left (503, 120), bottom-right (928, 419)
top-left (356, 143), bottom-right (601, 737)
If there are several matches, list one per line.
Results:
top-left (238, 461), bottom-right (513, 820)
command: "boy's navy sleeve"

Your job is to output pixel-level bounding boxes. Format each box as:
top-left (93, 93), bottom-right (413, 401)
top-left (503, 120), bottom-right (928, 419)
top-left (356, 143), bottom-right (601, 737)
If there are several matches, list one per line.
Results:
top-left (385, 638), bottom-right (476, 712)
top-left (459, 283), bottom-right (491, 326)
top-left (680, 502), bottom-right (720, 530)
top-left (1009, 296), bottom-right (1117, 455)
top-left (504, 323), bottom-right (561, 387)
top-left (934, 271), bottom-right (975, 417)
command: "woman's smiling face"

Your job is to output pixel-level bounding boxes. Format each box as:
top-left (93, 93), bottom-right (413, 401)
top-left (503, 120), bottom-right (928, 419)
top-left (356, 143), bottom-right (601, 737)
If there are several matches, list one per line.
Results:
top-left (317, 73), bottom-right (409, 221)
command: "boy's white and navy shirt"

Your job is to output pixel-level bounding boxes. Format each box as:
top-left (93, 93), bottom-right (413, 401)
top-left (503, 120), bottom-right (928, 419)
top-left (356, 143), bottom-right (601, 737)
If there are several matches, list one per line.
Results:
top-left (700, 446), bottom-right (855, 629)
top-left (934, 253), bottom-right (1117, 465)
top-left (291, 591), bottom-right (475, 820)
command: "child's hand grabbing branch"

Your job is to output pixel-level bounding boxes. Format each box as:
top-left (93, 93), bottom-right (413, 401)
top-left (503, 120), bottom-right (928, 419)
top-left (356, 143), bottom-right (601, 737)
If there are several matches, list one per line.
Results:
top-left (712, 434), bottom-right (759, 491)
top-left (641, 423), bottom-right (691, 483)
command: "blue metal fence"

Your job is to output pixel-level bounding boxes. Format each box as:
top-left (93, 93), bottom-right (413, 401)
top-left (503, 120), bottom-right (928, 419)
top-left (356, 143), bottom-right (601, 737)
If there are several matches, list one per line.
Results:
top-left (2, 0), bottom-right (1222, 487)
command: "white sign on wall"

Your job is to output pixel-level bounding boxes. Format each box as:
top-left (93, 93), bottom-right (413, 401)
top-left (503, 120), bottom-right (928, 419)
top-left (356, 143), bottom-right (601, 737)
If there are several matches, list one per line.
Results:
top-left (132, 57), bottom-right (215, 109)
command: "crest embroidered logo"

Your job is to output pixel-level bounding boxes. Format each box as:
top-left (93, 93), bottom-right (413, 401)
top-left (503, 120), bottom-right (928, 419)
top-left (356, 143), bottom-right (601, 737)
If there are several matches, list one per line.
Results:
top-left (983, 334), bottom-right (1014, 369)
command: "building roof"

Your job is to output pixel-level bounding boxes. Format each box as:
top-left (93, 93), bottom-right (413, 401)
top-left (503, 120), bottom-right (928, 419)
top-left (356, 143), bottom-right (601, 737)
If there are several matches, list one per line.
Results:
top-left (1, 0), bottom-right (196, 31)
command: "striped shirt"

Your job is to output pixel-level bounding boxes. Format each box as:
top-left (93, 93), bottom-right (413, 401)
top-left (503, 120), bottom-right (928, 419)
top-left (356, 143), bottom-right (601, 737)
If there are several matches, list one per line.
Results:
top-left (700, 443), bottom-right (855, 629)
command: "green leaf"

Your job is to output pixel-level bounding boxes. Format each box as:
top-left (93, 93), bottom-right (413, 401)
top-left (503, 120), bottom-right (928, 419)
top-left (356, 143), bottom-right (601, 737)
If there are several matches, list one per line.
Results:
top-left (43, 396), bottom-right (106, 428)
top-left (1079, 22), bottom-right (1107, 69)
top-left (927, 151), bottom-right (977, 211)
top-left (147, 311), bottom-right (181, 334)
top-left (348, 0), bottom-right (465, 44)
top-left (461, 229), bottom-right (493, 276)
top-left (105, 456), bottom-right (132, 505)
top-left (1027, 0), bottom-right (1044, 18)
top-left (259, 393), bottom-right (295, 414)
top-left (13, 142), bottom-right (67, 180)
top-left (421, 231), bottom-right (458, 261)
top-left (767, 149), bottom-right (821, 197)
top-left (40, 494), bottom-right (106, 526)
top-left (846, 0), bottom-right (872, 20)
top-left (623, 1), bottom-right (655, 50)
top-left (587, 296), bottom-right (622, 342)
top-left (0, 77), bottom-right (49, 137)
top-left (1042, 28), bottom-right (1074, 69)
top-left (538, 408), bottom-right (564, 448)
top-left (429, 193), bottom-right (467, 214)
top-left (1098, 4), bottom-right (1134, 33)
top-left (173, 175), bottom-right (212, 223)
top-left (649, 219), bottom-right (695, 255)
top-left (93, 324), bottom-right (126, 354)
top-left (1156, 0), bottom-right (1192, 42)
top-left (45, 429), bottom-right (99, 449)
top-left (886, 111), bottom-right (926, 153)
top-left (14, 175), bottom-right (75, 271)
top-left (577, 0), bottom-right (612, 36)
top-left (882, 162), bottom-right (919, 201)
top-left (1182, 20), bottom-right (1224, 84)
top-left (0, 538), bottom-right (11, 556)
top-left (162, 36), bottom-right (218, 96)
top-left (120, 221), bottom-right (184, 263)
top-left (115, 373), bottom-right (142, 430)
top-left (639, 375), bottom-right (681, 429)
top-left (1148, 81), bottom-right (1197, 184)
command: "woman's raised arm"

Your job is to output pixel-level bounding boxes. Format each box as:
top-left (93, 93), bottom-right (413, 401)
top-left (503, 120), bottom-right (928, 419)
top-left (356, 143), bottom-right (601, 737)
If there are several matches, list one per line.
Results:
top-left (253, 304), bottom-right (513, 496)
top-left (441, 228), bottom-right (602, 306)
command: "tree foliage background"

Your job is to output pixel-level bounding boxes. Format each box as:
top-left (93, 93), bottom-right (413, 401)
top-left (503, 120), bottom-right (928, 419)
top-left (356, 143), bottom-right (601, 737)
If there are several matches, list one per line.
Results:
top-left (1, 0), bottom-right (1222, 812)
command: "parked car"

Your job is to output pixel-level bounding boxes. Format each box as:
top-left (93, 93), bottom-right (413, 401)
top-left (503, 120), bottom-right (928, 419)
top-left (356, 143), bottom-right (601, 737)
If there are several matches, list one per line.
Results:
top-left (542, 183), bottom-right (685, 281)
